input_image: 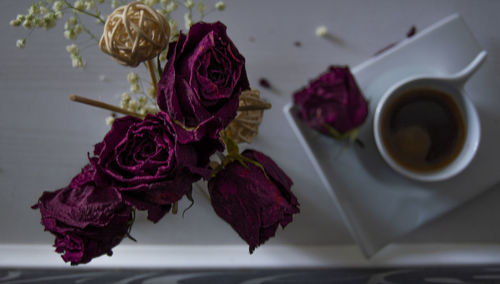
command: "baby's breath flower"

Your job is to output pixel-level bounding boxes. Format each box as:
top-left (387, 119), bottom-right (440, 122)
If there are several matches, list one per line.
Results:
top-left (121, 92), bottom-right (131, 101)
top-left (120, 100), bottom-right (128, 109)
top-left (73, 24), bottom-right (83, 34)
top-left (144, 105), bottom-right (157, 114)
top-left (147, 87), bottom-right (157, 98)
top-left (10, 19), bottom-right (22, 27)
top-left (29, 4), bottom-right (40, 15)
top-left (71, 55), bottom-right (84, 68)
top-left (85, 0), bottom-right (96, 10)
top-left (16, 14), bottom-right (26, 22)
top-left (138, 108), bottom-right (147, 115)
top-left (33, 18), bottom-right (43, 28)
top-left (128, 99), bottom-right (139, 112)
top-left (52, 1), bottom-right (64, 11)
top-left (315, 25), bottom-right (328, 37)
top-left (73, 0), bottom-right (85, 10)
top-left (111, 0), bottom-right (118, 9)
top-left (66, 44), bottom-right (84, 68)
top-left (40, 6), bottom-right (49, 15)
top-left (166, 1), bottom-right (178, 13)
top-left (16, 39), bottom-right (26, 49)
top-left (185, 0), bottom-right (194, 9)
top-left (127, 72), bottom-right (139, 84)
top-left (120, 92), bottom-right (130, 109)
top-left (65, 16), bottom-right (77, 28)
top-left (43, 14), bottom-right (57, 29)
top-left (105, 116), bottom-right (115, 126)
top-left (64, 29), bottom-right (77, 40)
top-left (215, 1), bottom-right (225, 11)
top-left (54, 11), bottom-right (63, 19)
top-left (130, 83), bottom-right (140, 93)
top-left (138, 96), bottom-right (148, 107)
top-left (22, 20), bottom-right (33, 29)
top-left (66, 43), bottom-right (78, 54)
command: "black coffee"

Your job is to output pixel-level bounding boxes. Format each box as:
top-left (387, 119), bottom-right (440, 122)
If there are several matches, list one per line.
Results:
top-left (380, 88), bottom-right (466, 172)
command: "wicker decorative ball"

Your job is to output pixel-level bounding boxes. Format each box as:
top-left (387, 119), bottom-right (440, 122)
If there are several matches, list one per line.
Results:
top-left (224, 89), bottom-right (270, 143)
top-left (99, 2), bottom-right (170, 67)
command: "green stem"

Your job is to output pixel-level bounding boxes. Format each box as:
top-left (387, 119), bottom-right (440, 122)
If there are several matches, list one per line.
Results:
top-left (75, 8), bottom-right (105, 24)
top-left (82, 23), bottom-right (100, 42)
top-left (63, 0), bottom-right (106, 24)
top-left (71, 11), bottom-right (100, 43)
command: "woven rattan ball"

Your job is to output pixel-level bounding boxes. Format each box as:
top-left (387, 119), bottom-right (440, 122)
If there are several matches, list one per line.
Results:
top-left (99, 2), bottom-right (170, 67)
top-left (224, 89), bottom-right (270, 144)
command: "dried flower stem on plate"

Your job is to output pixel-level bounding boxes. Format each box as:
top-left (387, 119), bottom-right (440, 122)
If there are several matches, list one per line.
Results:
top-left (69, 94), bottom-right (145, 119)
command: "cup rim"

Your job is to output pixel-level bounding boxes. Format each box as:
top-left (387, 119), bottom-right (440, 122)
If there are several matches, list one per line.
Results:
top-left (373, 78), bottom-right (480, 182)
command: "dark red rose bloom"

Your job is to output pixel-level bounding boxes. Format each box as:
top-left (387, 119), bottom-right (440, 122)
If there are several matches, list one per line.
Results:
top-left (158, 21), bottom-right (250, 142)
top-left (293, 66), bottom-right (368, 135)
top-left (93, 112), bottom-right (221, 222)
top-left (208, 150), bottom-right (299, 253)
top-left (32, 165), bottom-right (132, 265)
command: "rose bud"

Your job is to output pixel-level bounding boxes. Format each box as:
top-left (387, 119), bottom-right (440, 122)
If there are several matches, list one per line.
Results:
top-left (93, 112), bottom-right (221, 223)
top-left (157, 21), bottom-right (250, 142)
top-left (32, 164), bottom-right (132, 265)
top-left (208, 150), bottom-right (299, 253)
top-left (293, 66), bottom-right (368, 139)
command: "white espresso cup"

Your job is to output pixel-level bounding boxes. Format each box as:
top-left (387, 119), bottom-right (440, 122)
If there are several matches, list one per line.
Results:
top-left (373, 51), bottom-right (487, 182)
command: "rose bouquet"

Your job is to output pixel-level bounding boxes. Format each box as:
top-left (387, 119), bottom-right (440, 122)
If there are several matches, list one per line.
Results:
top-left (13, 1), bottom-right (299, 265)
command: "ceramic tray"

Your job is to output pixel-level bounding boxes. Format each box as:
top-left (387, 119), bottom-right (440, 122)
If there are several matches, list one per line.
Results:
top-left (284, 14), bottom-right (500, 256)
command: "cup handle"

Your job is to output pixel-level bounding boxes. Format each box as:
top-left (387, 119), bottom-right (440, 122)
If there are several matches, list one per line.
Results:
top-left (447, 51), bottom-right (487, 88)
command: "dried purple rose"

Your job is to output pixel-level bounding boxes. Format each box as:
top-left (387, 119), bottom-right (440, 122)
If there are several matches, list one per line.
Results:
top-left (208, 150), bottom-right (299, 253)
top-left (293, 66), bottom-right (368, 137)
top-left (32, 164), bottom-right (132, 265)
top-left (93, 112), bottom-right (221, 223)
top-left (157, 21), bottom-right (250, 141)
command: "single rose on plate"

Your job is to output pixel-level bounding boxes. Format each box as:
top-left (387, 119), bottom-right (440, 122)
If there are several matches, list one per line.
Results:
top-left (157, 21), bottom-right (250, 142)
top-left (32, 164), bottom-right (132, 265)
top-left (92, 112), bottom-right (221, 223)
top-left (293, 66), bottom-right (368, 140)
top-left (208, 150), bottom-right (300, 253)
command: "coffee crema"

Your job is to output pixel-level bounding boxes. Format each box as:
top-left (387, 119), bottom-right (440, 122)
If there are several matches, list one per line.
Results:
top-left (380, 88), bottom-right (466, 173)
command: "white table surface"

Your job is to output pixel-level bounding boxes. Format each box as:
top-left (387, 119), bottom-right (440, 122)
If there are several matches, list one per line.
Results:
top-left (1, 0), bottom-right (500, 268)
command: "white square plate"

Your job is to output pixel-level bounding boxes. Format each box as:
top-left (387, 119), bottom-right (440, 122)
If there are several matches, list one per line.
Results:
top-left (284, 14), bottom-right (500, 256)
